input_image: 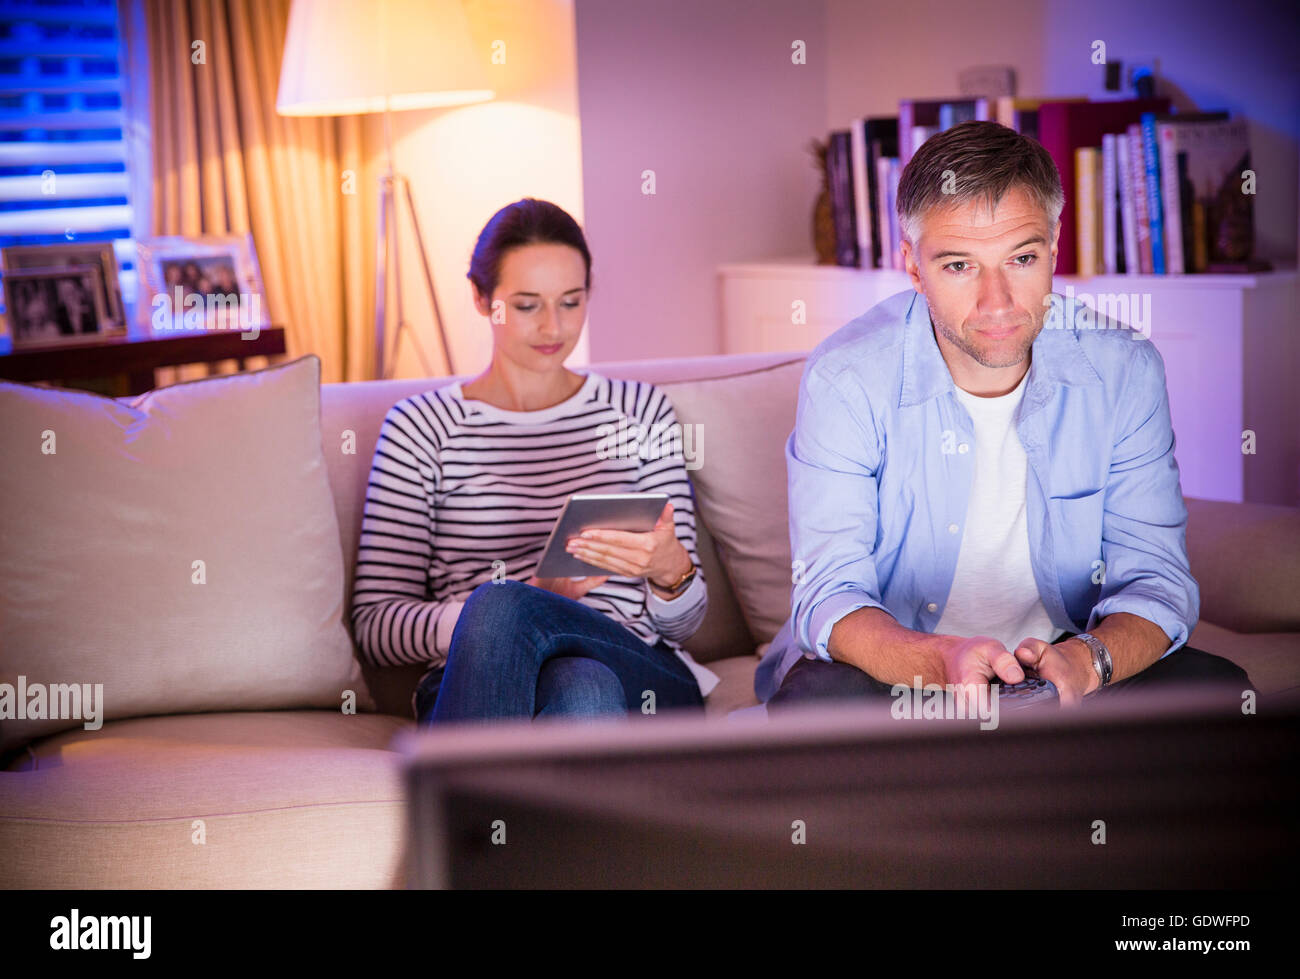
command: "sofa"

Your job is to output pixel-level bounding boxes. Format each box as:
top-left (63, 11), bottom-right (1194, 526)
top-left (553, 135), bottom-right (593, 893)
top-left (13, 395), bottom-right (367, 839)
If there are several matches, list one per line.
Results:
top-left (2, 349), bottom-right (1297, 889)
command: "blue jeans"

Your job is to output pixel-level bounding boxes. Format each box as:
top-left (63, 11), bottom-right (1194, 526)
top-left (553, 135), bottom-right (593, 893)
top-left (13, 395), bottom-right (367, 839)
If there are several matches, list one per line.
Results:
top-left (416, 579), bottom-right (704, 724)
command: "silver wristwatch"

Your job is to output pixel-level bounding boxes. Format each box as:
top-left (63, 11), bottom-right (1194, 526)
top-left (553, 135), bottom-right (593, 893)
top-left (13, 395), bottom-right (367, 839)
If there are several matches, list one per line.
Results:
top-left (1075, 632), bottom-right (1112, 691)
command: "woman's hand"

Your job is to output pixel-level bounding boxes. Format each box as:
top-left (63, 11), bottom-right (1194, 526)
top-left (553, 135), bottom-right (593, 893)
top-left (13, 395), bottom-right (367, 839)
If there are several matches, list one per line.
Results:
top-left (525, 574), bottom-right (609, 600)
top-left (563, 502), bottom-right (692, 594)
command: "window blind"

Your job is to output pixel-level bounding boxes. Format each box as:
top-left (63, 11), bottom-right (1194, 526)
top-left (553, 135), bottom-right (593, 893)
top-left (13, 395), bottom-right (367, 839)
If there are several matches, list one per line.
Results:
top-left (0, 0), bottom-right (133, 313)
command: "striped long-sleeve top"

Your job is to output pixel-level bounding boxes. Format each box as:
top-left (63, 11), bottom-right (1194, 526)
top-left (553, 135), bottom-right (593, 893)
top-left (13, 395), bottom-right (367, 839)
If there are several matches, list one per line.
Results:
top-left (349, 371), bottom-right (719, 700)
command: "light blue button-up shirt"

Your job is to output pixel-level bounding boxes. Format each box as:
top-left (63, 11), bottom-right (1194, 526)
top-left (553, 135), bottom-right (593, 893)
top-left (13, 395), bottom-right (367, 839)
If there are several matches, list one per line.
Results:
top-left (756, 288), bottom-right (1198, 700)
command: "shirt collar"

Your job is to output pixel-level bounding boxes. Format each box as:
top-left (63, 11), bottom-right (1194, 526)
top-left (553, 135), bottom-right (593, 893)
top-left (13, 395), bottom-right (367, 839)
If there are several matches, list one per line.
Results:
top-left (900, 289), bottom-right (1103, 409)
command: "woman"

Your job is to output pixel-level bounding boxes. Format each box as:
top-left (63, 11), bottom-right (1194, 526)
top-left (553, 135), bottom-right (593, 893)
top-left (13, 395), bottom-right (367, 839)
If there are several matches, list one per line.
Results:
top-left (351, 198), bottom-right (717, 723)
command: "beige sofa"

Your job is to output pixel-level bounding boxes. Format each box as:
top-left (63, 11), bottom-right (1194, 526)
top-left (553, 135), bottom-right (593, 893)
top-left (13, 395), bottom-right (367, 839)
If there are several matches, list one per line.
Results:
top-left (2, 350), bottom-right (1297, 889)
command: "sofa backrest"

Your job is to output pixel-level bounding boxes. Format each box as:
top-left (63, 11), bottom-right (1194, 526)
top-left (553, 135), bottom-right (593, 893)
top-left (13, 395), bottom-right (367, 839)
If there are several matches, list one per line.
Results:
top-left (319, 351), bottom-right (808, 676)
top-left (319, 349), bottom-right (1299, 717)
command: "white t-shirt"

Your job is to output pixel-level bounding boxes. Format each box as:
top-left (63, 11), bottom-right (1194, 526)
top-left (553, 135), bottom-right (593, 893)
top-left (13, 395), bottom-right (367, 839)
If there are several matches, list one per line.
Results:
top-left (934, 371), bottom-right (1058, 651)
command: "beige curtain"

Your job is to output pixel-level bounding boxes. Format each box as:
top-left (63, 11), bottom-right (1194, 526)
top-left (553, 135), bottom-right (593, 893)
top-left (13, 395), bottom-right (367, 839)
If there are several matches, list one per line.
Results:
top-left (123, 0), bottom-right (377, 384)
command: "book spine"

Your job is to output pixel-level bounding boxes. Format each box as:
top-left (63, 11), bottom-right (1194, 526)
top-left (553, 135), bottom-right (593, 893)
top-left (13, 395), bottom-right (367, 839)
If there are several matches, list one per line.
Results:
top-left (1075, 147), bottom-right (1098, 277)
top-left (1128, 124), bottom-right (1152, 274)
top-left (1117, 134), bottom-right (1137, 275)
top-left (850, 119), bottom-right (872, 268)
top-left (876, 155), bottom-right (893, 271)
top-left (888, 158), bottom-right (902, 269)
top-left (831, 134), bottom-right (858, 267)
top-left (1101, 134), bottom-right (1118, 274)
top-left (1141, 113), bottom-right (1166, 274)
top-left (1156, 122), bottom-right (1185, 274)
top-left (899, 102), bottom-right (914, 168)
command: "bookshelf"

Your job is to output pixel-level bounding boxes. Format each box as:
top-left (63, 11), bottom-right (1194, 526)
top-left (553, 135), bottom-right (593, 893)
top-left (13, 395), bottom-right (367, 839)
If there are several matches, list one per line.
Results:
top-left (717, 259), bottom-right (1299, 507)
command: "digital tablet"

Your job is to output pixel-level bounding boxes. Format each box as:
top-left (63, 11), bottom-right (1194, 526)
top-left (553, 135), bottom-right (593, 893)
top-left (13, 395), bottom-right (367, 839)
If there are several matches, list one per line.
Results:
top-left (534, 493), bottom-right (670, 578)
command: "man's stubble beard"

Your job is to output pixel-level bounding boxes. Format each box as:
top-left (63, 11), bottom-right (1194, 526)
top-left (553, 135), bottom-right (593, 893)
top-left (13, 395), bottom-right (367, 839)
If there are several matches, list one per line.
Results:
top-left (926, 299), bottom-right (1044, 370)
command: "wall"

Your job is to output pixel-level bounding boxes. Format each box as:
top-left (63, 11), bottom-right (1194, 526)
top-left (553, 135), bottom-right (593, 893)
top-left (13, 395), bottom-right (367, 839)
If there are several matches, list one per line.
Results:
top-left (574, 0), bottom-right (827, 362)
top-left (379, 0), bottom-right (589, 379)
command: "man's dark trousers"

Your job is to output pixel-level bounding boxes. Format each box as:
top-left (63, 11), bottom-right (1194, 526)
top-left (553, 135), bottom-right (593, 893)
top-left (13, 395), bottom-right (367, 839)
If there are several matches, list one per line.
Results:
top-left (768, 632), bottom-right (1253, 709)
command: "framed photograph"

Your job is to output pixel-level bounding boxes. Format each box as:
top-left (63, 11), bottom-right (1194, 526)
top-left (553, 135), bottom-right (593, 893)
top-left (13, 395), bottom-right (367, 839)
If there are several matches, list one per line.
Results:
top-left (136, 233), bottom-right (268, 334)
top-left (1, 241), bottom-right (125, 330)
top-left (1, 265), bottom-right (110, 349)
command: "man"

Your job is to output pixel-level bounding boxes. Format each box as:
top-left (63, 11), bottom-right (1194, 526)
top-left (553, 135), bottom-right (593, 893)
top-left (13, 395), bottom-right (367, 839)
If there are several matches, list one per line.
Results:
top-left (756, 120), bottom-right (1249, 709)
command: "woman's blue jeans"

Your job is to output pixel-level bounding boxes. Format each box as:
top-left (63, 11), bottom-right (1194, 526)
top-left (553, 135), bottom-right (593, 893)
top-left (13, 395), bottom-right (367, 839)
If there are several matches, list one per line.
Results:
top-left (416, 579), bottom-right (704, 724)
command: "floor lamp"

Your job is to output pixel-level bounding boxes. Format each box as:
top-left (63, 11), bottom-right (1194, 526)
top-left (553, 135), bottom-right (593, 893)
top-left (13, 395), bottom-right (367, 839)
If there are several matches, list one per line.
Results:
top-left (275, 0), bottom-right (495, 379)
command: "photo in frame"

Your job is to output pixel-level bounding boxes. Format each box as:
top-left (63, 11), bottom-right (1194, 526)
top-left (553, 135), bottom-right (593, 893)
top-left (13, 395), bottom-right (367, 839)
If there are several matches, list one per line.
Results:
top-left (1, 241), bottom-right (126, 330)
top-left (136, 234), bottom-right (268, 335)
top-left (1, 265), bottom-right (110, 348)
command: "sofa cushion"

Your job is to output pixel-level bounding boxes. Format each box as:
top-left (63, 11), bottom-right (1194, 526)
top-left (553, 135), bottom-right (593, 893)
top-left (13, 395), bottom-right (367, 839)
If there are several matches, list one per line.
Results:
top-left (660, 360), bottom-right (805, 644)
top-left (0, 710), bottom-right (408, 888)
top-left (1185, 498), bottom-right (1300, 634)
top-left (0, 356), bottom-right (370, 752)
top-left (1186, 621), bottom-right (1300, 696)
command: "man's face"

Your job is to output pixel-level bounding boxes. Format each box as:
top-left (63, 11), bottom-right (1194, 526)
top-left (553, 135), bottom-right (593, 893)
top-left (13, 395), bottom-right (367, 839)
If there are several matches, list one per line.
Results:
top-left (901, 185), bottom-right (1059, 388)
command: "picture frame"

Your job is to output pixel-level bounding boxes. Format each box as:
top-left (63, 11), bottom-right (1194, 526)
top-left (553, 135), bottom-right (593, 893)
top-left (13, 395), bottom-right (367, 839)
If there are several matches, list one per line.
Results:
top-left (1, 241), bottom-right (125, 330)
top-left (135, 233), bottom-right (269, 334)
top-left (1, 265), bottom-right (111, 349)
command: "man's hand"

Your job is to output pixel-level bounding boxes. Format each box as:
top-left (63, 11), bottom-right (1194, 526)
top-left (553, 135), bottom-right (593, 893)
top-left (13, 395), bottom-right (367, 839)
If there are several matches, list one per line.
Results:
top-left (562, 502), bottom-right (692, 595)
top-left (938, 635), bottom-right (1026, 687)
top-left (1013, 637), bottom-right (1098, 707)
top-left (525, 574), bottom-right (609, 601)
top-left (934, 635), bottom-right (1027, 714)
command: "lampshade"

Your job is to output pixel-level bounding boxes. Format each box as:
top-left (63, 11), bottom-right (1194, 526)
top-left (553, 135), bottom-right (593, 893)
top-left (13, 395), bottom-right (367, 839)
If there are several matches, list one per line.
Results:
top-left (276, 0), bottom-right (494, 117)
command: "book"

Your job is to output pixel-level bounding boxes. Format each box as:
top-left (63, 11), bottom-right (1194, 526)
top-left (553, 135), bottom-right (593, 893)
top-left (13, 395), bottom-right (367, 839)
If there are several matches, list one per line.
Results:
top-left (887, 158), bottom-right (903, 269)
top-left (1140, 113), bottom-right (1167, 274)
top-left (1036, 97), bottom-right (1170, 274)
top-left (1128, 123), bottom-right (1153, 274)
top-left (865, 121), bottom-right (899, 268)
top-left (876, 155), bottom-right (895, 271)
top-left (1117, 133), bottom-right (1138, 275)
top-left (828, 130), bottom-right (859, 267)
top-left (1074, 147), bottom-right (1101, 277)
top-left (1156, 121), bottom-right (1184, 274)
top-left (1101, 133), bottom-right (1119, 274)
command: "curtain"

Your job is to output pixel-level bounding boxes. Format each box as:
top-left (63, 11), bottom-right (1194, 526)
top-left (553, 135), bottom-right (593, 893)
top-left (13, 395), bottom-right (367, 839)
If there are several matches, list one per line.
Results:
top-left (120, 0), bottom-right (377, 384)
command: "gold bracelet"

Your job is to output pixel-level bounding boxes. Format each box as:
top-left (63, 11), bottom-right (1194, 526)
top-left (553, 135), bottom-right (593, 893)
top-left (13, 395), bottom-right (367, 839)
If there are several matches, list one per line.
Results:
top-left (655, 562), bottom-right (697, 597)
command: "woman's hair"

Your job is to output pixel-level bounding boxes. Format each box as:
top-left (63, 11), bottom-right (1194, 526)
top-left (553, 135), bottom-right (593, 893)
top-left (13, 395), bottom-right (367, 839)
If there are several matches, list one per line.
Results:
top-left (895, 120), bottom-right (1064, 247)
top-left (467, 198), bottom-right (592, 300)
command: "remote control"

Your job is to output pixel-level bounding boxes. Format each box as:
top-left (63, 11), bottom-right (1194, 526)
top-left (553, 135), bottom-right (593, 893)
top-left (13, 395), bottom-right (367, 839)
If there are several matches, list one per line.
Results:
top-left (995, 669), bottom-right (1058, 709)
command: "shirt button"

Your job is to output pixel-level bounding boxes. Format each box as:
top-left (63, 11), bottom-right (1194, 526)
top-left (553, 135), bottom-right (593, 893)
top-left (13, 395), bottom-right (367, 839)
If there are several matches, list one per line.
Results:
top-left (926, 602), bottom-right (938, 612)
top-left (948, 523), bottom-right (959, 534)
top-left (958, 443), bottom-right (969, 454)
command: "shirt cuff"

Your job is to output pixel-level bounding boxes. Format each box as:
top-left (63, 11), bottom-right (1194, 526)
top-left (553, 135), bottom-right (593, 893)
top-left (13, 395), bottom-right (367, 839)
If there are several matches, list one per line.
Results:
top-left (1087, 592), bottom-right (1190, 658)
top-left (807, 590), bottom-right (888, 662)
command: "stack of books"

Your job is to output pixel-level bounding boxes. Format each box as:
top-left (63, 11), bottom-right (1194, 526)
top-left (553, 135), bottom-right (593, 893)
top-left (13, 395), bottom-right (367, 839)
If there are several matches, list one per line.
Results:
top-left (823, 96), bottom-right (1258, 277)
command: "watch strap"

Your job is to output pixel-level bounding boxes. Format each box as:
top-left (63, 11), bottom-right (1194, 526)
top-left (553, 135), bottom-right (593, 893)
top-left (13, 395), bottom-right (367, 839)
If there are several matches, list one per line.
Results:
top-left (1075, 632), bottom-right (1112, 688)
top-left (657, 562), bottom-right (697, 597)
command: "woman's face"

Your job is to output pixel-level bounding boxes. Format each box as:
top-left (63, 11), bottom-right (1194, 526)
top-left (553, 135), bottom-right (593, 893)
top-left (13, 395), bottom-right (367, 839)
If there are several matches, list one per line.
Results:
top-left (473, 242), bottom-right (587, 372)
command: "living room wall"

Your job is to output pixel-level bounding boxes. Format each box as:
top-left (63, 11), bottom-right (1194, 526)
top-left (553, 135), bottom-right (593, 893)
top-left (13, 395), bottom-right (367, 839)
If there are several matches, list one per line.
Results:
top-left (578, 0), bottom-right (1298, 364)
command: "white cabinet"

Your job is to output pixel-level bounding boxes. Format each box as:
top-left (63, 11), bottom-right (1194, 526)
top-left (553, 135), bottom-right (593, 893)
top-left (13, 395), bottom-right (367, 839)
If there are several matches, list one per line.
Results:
top-left (718, 259), bottom-right (1299, 506)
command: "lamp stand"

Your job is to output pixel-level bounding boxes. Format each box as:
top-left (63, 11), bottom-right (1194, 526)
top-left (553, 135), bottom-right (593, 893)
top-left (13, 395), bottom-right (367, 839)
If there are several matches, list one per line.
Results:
top-left (373, 107), bottom-right (454, 379)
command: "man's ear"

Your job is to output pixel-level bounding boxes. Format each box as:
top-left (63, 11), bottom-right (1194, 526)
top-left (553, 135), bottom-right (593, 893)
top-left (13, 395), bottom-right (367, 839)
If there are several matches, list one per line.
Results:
top-left (901, 238), bottom-right (924, 294)
top-left (1049, 218), bottom-right (1062, 274)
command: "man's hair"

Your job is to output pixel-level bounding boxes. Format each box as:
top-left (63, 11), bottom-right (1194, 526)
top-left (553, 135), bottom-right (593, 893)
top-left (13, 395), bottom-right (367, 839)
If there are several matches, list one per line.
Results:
top-left (896, 120), bottom-right (1064, 247)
